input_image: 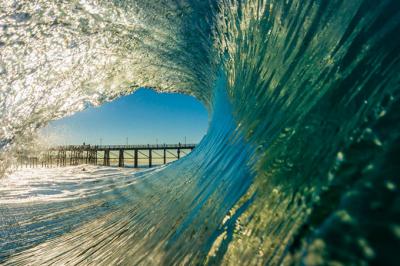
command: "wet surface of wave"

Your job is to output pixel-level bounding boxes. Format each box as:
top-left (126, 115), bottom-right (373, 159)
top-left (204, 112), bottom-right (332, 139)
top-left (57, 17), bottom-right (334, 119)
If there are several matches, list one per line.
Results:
top-left (1, 0), bottom-right (400, 265)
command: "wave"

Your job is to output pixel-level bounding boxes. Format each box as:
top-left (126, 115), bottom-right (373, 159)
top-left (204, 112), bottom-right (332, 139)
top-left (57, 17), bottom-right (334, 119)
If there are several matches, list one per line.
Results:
top-left (1, 0), bottom-right (400, 265)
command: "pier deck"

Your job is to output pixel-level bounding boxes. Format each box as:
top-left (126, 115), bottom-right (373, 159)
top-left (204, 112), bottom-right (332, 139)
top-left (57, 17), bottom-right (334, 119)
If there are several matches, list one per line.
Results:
top-left (17, 143), bottom-right (196, 168)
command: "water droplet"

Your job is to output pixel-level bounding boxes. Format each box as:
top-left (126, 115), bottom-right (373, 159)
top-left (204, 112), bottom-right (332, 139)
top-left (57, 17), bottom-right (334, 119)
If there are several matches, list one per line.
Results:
top-left (328, 172), bottom-right (335, 182)
top-left (0, 65), bottom-right (6, 75)
top-left (362, 164), bottom-right (374, 173)
top-left (373, 137), bottom-right (382, 147)
top-left (11, 12), bottom-right (31, 23)
top-left (378, 110), bottom-right (386, 117)
top-left (335, 210), bottom-right (354, 224)
top-left (358, 238), bottom-right (375, 259)
top-left (391, 224), bottom-right (400, 238)
top-left (336, 151), bottom-right (344, 162)
top-left (385, 181), bottom-right (396, 191)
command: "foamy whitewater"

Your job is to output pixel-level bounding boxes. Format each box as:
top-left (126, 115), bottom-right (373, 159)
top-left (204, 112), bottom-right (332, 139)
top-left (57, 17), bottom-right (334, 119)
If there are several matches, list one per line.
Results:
top-left (1, 0), bottom-right (400, 265)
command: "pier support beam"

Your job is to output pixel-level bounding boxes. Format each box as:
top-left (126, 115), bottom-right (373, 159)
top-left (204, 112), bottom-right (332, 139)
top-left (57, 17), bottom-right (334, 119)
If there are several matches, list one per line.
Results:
top-left (104, 149), bottom-right (110, 166)
top-left (118, 149), bottom-right (124, 167)
top-left (92, 150), bottom-right (97, 165)
top-left (149, 149), bottom-right (152, 168)
top-left (134, 149), bottom-right (138, 168)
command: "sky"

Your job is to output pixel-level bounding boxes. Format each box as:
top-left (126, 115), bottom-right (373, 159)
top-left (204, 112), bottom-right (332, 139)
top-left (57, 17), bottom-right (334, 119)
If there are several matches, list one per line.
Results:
top-left (39, 88), bottom-right (209, 145)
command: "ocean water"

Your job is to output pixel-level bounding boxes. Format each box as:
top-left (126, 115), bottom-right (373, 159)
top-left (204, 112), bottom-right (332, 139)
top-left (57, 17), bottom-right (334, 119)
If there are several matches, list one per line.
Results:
top-left (1, 0), bottom-right (400, 265)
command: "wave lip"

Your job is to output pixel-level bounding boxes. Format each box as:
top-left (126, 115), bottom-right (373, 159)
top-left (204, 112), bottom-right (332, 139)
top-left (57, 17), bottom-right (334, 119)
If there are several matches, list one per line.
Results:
top-left (1, 0), bottom-right (400, 265)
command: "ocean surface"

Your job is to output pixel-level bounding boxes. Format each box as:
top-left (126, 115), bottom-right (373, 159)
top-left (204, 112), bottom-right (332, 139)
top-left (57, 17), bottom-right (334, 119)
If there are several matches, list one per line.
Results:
top-left (1, 0), bottom-right (400, 265)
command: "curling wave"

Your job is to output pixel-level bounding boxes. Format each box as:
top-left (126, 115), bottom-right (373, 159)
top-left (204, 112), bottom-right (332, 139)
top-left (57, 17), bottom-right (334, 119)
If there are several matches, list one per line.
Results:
top-left (1, 0), bottom-right (400, 265)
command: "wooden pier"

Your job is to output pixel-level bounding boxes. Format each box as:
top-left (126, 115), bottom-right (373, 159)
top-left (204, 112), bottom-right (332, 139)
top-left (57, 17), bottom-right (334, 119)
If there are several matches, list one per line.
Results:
top-left (17, 143), bottom-right (196, 168)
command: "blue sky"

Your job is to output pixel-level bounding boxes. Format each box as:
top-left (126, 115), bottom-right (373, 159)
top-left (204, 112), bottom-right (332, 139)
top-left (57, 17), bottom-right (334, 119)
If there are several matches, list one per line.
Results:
top-left (40, 88), bottom-right (209, 145)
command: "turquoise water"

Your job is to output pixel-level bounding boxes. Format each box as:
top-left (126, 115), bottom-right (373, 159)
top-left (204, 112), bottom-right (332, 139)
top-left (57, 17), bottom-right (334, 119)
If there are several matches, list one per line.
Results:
top-left (1, 0), bottom-right (400, 265)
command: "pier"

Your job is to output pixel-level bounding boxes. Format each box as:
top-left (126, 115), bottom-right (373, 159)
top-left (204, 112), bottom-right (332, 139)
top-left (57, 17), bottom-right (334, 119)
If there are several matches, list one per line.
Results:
top-left (17, 143), bottom-right (196, 168)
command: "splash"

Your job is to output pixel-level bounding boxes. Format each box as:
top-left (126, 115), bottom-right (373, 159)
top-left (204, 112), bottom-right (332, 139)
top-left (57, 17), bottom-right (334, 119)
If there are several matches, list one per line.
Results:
top-left (1, 0), bottom-right (400, 265)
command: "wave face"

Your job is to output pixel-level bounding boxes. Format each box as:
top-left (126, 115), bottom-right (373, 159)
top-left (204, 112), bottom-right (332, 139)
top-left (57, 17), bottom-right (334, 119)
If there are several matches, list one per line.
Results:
top-left (1, 0), bottom-right (400, 265)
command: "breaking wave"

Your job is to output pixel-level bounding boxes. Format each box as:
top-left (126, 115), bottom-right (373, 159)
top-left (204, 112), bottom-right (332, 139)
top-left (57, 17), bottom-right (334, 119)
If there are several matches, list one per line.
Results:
top-left (1, 0), bottom-right (400, 265)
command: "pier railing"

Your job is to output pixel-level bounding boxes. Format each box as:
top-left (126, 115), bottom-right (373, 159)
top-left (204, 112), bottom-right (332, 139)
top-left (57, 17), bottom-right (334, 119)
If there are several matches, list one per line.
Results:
top-left (50, 143), bottom-right (196, 151)
top-left (17, 143), bottom-right (196, 168)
